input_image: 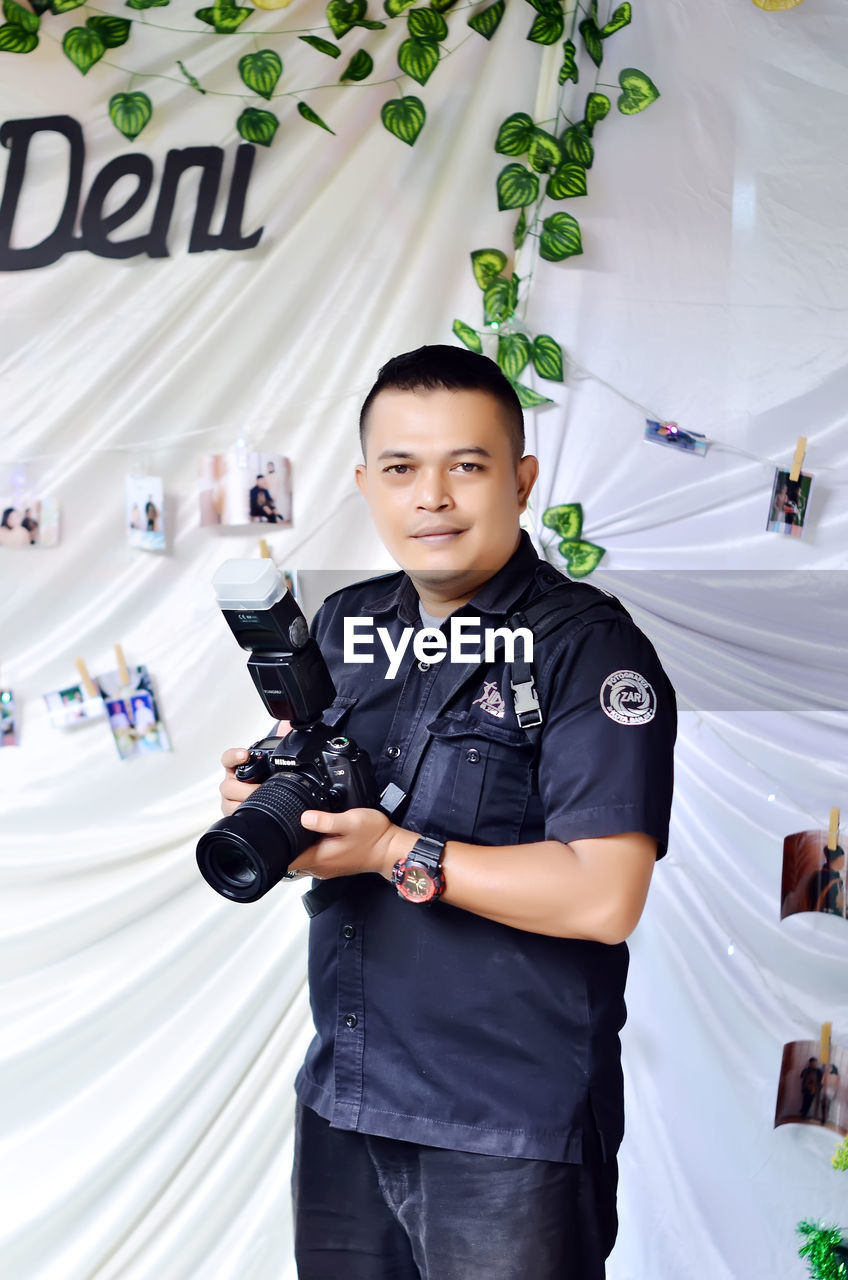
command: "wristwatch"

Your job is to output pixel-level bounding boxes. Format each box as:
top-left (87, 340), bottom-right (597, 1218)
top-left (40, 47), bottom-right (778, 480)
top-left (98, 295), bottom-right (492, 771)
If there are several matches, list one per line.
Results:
top-left (391, 835), bottom-right (446, 904)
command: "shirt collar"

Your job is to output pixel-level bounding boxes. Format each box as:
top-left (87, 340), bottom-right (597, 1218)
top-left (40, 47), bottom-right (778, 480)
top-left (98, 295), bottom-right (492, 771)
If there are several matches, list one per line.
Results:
top-left (362, 531), bottom-right (545, 625)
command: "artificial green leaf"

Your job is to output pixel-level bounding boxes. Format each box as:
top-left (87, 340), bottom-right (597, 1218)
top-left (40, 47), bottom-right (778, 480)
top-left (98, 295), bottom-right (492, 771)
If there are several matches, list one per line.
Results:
top-left (86, 15), bottom-right (130, 46)
top-left (452, 319), bottom-right (483, 353)
top-left (559, 539), bottom-right (605, 577)
top-left (299, 34), bottom-right (341, 56)
top-left (109, 91), bottom-right (152, 140)
top-left (533, 334), bottom-right (564, 381)
top-left (510, 380), bottom-right (553, 409)
top-left (239, 50), bottom-right (282, 99)
top-left (558, 38), bottom-right (578, 85)
top-left (601, 1), bottom-right (631, 36)
top-left (384, 0), bottom-right (415, 12)
top-left (470, 248), bottom-right (507, 291)
top-left (513, 207), bottom-right (527, 250)
top-left (429, 0), bottom-right (457, 11)
top-left (297, 101), bottom-right (335, 132)
top-left (578, 17), bottom-right (602, 66)
top-left (326, 0), bottom-right (365, 37)
top-left (340, 48), bottom-right (373, 80)
top-left (125, 0), bottom-right (168, 8)
top-left (494, 111), bottom-right (535, 157)
top-left (62, 26), bottom-right (104, 74)
top-left (546, 162), bottom-right (587, 200)
top-left (561, 123), bottom-right (593, 168)
top-left (539, 210), bottom-right (582, 261)
top-left (196, 3), bottom-right (251, 32)
top-left (407, 6), bottom-right (447, 38)
top-left (0, 23), bottom-right (37, 49)
top-left (528, 7), bottom-right (562, 44)
top-left (381, 95), bottom-right (425, 145)
top-left (3, 0), bottom-right (39, 31)
top-left (50, 0), bottom-right (86, 11)
top-left (468, 0), bottom-right (503, 39)
top-left (618, 67), bottom-right (660, 114)
top-left (543, 502), bottom-right (582, 539)
top-left (236, 107), bottom-right (279, 146)
top-left (497, 332), bottom-right (531, 380)
top-left (496, 163), bottom-right (539, 211)
top-left (398, 35), bottom-right (439, 84)
top-left (584, 91), bottom-right (610, 130)
top-left (483, 277), bottom-right (516, 325)
top-left (527, 128), bottom-right (562, 174)
top-left (177, 59), bottom-right (205, 91)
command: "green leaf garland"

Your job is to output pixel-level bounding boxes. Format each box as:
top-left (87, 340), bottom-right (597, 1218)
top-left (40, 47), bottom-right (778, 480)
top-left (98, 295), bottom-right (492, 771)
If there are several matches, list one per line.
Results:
top-left (239, 50), bottom-right (283, 98)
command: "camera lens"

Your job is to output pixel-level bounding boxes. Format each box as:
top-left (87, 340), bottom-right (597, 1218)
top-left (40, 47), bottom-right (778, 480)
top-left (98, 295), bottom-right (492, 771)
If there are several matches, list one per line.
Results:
top-left (215, 845), bottom-right (259, 889)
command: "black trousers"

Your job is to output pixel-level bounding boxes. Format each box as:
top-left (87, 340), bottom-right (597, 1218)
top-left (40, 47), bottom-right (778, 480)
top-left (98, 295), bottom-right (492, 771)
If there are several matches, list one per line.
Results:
top-left (292, 1102), bottom-right (618, 1280)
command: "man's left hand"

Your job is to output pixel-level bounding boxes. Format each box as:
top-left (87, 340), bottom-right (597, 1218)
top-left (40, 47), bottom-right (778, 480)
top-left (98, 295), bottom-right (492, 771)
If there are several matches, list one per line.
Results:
top-left (289, 808), bottom-right (413, 881)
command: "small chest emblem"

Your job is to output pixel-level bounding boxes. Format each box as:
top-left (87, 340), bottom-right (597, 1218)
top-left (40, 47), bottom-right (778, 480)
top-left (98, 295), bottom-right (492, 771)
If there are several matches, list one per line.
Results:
top-left (472, 680), bottom-right (506, 719)
top-left (600, 670), bottom-right (656, 725)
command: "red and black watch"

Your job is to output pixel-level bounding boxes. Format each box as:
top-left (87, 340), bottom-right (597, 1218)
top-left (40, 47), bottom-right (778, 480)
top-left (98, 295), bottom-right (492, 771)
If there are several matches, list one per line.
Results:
top-left (391, 836), bottom-right (446, 905)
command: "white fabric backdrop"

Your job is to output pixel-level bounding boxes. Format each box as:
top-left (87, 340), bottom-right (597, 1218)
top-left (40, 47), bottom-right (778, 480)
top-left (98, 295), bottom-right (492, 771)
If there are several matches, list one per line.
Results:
top-left (1, 1), bottom-right (847, 1277)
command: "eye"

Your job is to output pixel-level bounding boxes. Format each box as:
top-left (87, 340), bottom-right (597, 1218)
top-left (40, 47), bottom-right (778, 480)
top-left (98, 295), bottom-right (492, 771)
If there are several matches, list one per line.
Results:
top-left (383, 464), bottom-right (411, 474)
top-left (452, 462), bottom-right (483, 473)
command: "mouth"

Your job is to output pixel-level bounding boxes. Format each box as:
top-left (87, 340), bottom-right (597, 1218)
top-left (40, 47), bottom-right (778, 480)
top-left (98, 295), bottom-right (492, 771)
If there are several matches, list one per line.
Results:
top-left (411, 527), bottom-right (466, 544)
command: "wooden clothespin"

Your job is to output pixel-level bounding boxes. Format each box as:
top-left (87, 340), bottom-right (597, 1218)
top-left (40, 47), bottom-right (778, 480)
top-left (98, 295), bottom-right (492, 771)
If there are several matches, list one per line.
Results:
top-left (827, 807), bottom-right (840, 851)
top-left (789, 437), bottom-right (807, 482)
top-left (114, 644), bottom-right (132, 691)
top-left (258, 538), bottom-right (272, 559)
top-left (74, 657), bottom-right (98, 699)
top-left (820, 1021), bottom-right (832, 1068)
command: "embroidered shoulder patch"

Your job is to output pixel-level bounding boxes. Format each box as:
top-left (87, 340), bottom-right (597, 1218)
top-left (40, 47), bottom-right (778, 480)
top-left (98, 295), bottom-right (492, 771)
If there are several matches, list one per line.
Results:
top-left (599, 670), bottom-right (656, 726)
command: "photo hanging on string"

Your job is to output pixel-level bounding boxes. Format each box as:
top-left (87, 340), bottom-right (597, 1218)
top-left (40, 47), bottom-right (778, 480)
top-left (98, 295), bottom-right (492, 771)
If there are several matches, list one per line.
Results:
top-left (126, 475), bottom-right (165, 552)
top-left (0, 497), bottom-right (60, 549)
top-left (781, 829), bottom-right (846, 922)
top-left (775, 1040), bottom-right (848, 1138)
top-left (766, 468), bottom-right (813, 537)
top-left (0, 690), bottom-right (17, 746)
top-left (198, 451), bottom-right (292, 528)
top-left (95, 664), bottom-right (171, 761)
top-left (44, 684), bottom-right (105, 729)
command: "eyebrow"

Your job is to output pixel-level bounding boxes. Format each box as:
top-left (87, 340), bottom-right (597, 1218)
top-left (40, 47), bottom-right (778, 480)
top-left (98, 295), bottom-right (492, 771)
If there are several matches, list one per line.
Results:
top-left (375, 446), bottom-right (493, 462)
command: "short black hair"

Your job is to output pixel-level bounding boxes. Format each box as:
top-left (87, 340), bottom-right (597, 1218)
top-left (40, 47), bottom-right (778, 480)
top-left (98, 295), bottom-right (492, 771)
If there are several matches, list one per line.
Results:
top-left (359, 344), bottom-right (525, 461)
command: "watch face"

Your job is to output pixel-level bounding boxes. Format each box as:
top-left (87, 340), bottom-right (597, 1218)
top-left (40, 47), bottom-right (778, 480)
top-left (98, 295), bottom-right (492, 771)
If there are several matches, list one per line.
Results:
top-left (400, 864), bottom-right (436, 902)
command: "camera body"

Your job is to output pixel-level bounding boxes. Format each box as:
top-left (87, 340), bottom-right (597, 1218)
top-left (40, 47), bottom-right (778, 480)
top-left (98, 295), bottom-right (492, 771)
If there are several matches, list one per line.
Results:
top-left (196, 560), bottom-right (379, 905)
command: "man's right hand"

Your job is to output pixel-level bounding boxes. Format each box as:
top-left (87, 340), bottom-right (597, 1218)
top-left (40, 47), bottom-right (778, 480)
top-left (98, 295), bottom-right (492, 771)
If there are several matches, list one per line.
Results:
top-left (219, 747), bottom-right (260, 816)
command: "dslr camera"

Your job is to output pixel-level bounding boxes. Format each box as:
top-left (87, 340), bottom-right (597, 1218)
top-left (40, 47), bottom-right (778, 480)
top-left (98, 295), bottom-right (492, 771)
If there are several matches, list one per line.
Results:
top-left (196, 560), bottom-right (378, 906)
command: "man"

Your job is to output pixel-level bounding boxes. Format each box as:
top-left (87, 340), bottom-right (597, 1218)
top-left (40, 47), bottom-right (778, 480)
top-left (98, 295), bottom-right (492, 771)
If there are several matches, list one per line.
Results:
top-left (249, 474), bottom-right (278, 522)
top-left (220, 346), bottom-right (676, 1278)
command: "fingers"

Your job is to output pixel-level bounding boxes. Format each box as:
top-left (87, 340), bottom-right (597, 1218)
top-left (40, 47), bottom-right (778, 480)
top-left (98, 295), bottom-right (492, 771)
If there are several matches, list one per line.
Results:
top-left (219, 747), bottom-right (256, 816)
top-left (221, 746), bottom-right (249, 773)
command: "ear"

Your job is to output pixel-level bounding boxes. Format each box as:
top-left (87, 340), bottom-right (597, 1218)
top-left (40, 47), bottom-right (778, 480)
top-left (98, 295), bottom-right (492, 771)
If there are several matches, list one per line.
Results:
top-left (354, 463), bottom-right (367, 499)
top-left (516, 454), bottom-right (539, 513)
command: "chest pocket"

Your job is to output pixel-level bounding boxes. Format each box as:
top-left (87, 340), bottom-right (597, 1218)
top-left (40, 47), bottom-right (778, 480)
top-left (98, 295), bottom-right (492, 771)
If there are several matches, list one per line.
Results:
top-left (404, 710), bottom-right (536, 846)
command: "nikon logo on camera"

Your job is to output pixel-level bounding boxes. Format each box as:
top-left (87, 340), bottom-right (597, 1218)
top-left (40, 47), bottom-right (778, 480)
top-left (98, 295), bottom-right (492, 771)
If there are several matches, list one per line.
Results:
top-left (343, 617), bottom-right (534, 680)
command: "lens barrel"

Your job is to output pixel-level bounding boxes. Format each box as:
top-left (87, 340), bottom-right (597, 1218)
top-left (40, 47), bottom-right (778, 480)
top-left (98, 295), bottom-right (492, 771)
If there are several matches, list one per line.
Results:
top-left (196, 770), bottom-right (322, 902)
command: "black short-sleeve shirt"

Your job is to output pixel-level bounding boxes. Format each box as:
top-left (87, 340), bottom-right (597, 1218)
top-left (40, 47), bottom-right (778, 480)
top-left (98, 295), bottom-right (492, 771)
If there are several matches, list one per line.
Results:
top-left (294, 532), bottom-right (677, 1162)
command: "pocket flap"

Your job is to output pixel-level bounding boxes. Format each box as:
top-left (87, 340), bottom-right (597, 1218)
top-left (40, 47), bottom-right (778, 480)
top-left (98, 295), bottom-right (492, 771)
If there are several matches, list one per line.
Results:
top-left (426, 710), bottom-right (529, 750)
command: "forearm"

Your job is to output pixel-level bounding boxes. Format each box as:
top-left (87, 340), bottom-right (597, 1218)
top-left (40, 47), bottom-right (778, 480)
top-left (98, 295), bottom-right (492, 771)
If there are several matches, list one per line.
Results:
top-left (385, 828), bottom-right (654, 944)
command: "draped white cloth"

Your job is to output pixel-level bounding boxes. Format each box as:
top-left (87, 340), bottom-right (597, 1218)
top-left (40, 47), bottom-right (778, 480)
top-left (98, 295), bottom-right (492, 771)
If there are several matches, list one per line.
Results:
top-left (1, 1), bottom-right (847, 1277)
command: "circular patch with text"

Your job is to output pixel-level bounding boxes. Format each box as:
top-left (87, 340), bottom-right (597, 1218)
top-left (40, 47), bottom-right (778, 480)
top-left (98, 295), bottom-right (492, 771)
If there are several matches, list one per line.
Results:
top-left (599, 670), bottom-right (656, 726)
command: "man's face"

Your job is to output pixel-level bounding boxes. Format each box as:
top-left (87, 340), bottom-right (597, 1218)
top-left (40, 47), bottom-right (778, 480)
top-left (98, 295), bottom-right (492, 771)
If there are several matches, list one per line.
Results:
top-left (355, 387), bottom-right (538, 612)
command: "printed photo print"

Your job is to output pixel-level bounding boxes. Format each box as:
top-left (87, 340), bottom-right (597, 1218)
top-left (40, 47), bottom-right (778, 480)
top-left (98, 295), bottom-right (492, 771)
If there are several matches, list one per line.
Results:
top-left (766, 468), bottom-right (813, 537)
top-left (0, 497), bottom-right (60, 549)
top-left (95, 664), bottom-right (170, 761)
top-left (775, 1040), bottom-right (848, 1138)
top-left (199, 452), bottom-right (292, 528)
top-left (44, 683), bottom-right (105, 730)
top-left (126, 475), bottom-right (165, 552)
top-left (781, 829), bottom-right (846, 922)
top-left (0, 690), bottom-right (17, 747)
top-left (644, 419), bottom-right (708, 457)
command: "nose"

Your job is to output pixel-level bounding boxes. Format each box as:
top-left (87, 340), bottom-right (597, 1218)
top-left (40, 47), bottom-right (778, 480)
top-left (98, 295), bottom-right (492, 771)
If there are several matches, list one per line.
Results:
top-left (414, 467), bottom-right (453, 511)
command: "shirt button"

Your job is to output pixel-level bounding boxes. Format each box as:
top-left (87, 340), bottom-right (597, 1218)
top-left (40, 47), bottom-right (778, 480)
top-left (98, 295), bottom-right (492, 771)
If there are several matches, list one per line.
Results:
top-left (386, 745), bottom-right (401, 759)
top-left (466, 748), bottom-right (481, 764)
top-left (344, 1013), bottom-right (358, 1029)
top-left (342, 924), bottom-right (356, 940)
top-left (418, 661), bottom-right (430, 672)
